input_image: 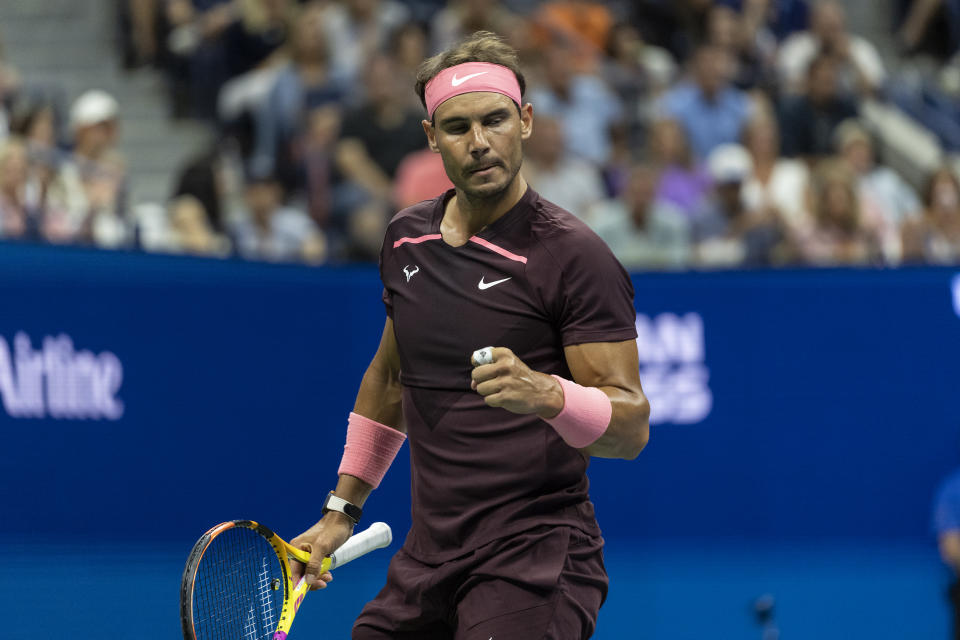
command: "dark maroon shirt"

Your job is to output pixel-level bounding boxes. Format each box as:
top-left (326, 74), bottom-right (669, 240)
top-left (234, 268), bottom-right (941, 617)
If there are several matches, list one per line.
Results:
top-left (380, 187), bottom-right (637, 562)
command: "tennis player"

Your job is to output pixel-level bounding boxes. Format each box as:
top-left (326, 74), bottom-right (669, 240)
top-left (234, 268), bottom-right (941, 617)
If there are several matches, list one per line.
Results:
top-left (290, 31), bottom-right (650, 639)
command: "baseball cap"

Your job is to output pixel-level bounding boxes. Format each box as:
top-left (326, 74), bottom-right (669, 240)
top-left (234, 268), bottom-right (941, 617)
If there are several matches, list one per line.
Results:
top-left (69, 90), bottom-right (119, 132)
top-left (707, 143), bottom-right (753, 184)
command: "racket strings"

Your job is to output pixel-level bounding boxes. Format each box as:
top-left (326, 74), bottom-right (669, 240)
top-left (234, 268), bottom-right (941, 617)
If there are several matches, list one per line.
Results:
top-left (193, 527), bottom-right (284, 640)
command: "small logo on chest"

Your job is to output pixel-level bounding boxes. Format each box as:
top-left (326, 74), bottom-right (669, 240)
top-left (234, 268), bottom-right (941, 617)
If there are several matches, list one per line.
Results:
top-left (478, 276), bottom-right (511, 290)
top-left (403, 265), bottom-right (420, 282)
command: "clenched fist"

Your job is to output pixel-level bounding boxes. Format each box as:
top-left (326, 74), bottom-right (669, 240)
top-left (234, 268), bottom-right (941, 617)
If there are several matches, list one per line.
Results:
top-left (470, 347), bottom-right (563, 419)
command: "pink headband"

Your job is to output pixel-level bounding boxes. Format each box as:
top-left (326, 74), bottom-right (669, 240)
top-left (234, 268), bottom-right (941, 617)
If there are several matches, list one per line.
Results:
top-left (424, 62), bottom-right (522, 119)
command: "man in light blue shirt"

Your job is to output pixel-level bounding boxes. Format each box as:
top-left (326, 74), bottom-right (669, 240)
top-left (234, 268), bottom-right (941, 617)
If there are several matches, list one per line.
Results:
top-left (529, 44), bottom-right (623, 166)
top-left (659, 44), bottom-right (753, 162)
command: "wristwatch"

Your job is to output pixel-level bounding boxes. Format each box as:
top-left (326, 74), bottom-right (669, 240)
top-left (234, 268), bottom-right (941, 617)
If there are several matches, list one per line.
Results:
top-left (322, 491), bottom-right (362, 525)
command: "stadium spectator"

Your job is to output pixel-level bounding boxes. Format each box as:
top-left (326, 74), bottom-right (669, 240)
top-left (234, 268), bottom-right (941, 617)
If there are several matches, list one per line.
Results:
top-left (602, 22), bottom-right (677, 151)
top-left (392, 148), bottom-right (454, 209)
top-left (167, 194), bottom-right (231, 256)
top-left (530, 1), bottom-right (616, 73)
top-left (834, 118), bottom-right (922, 262)
top-left (334, 55), bottom-right (426, 207)
top-left (180, 0), bottom-right (293, 114)
top-left (705, 2), bottom-right (777, 92)
top-left (627, 0), bottom-right (714, 63)
top-left (604, 20), bottom-right (677, 97)
top-left (163, 0), bottom-right (240, 119)
top-left (797, 159), bottom-right (881, 265)
top-left (521, 115), bottom-right (606, 220)
top-left (694, 142), bottom-right (788, 266)
top-left (0, 35), bottom-right (21, 140)
top-left (897, 0), bottom-right (960, 59)
top-left (229, 171), bottom-right (325, 263)
top-left (647, 117), bottom-right (712, 218)
top-left (430, 0), bottom-right (516, 54)
top-left (528, 40), bottom-right (623, 165)
top-left (331, 54), bottom-right (425, 258)
top-left (121, 0), bottom-right (160, 69)
top-left (47, 90), bottom-right (130, 248)
top-left (763, 0), bottom-right (811, 41)
top-left (588, 163), bottom-right (692, 269)
top-left (658, 43), bottom-right (754, 162)
top-left (741, 109), bottom-right (812, 235)
top-left (777, 0), bottom-right (886, 97)
top-left (249, 7), bottom-right (347, 192)
top-left (301, 104), bottom-right (341, 232)
top-left (319, 0), bottom-right (410, 87)
top-left (902, 166), bottom-right (960, 264)
top-left (0, 138), bottom-right (38, 240)
top-left (778, 53), bottom-right (858, 159)
top-left (387, 22), bottom-right (430, 110)
top-left (8, 101), bottom-right (64, 229)
top-left (172, 146), bottom-right (229, 235)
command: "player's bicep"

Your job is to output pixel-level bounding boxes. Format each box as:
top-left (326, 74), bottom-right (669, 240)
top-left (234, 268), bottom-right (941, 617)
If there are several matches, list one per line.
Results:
top-left (563, 340), bottom-right (642, 395)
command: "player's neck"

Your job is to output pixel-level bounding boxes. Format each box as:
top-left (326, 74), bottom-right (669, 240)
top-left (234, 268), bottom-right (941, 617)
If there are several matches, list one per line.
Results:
top-left (443, 175), bottom-right (528, 246)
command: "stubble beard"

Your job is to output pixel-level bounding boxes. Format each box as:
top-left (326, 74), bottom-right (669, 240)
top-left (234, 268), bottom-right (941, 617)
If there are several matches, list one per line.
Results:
top-left (455, 155), bottom-right (523, 208)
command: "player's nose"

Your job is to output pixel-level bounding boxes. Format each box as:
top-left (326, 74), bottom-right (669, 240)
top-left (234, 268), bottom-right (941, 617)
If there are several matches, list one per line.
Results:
top-left (467, 122), bottom-right (490, 153)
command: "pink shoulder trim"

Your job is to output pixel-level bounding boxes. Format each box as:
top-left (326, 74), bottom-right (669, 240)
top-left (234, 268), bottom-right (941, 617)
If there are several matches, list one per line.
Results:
top-left (393, 234), bottom-right (443, 248)
top-left (469, 236), bottom-right (528, 264)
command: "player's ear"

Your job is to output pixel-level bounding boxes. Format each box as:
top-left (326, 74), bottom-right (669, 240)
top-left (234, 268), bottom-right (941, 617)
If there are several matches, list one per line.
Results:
top-left (519, 103), bottom-right (533, 141)
top-left (423, 119), bottom-right (439, 153)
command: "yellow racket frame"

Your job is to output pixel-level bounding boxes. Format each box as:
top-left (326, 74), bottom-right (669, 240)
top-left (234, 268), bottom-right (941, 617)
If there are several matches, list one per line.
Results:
top-left (180, 519), bottom-right (331, 640)
top-left (255, 520), bottom-right (332, 639)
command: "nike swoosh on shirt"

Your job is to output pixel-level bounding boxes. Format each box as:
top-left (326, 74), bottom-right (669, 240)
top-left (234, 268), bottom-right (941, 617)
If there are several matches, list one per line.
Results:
top-left (452, 71), bottom-right (488, 87)
top-left (478, 276), bottom-right (511, 290)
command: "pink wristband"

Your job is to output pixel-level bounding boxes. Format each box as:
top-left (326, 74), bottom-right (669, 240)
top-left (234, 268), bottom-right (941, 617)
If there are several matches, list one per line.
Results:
top-left (545, 375), bottom-right (612, 448)
top-left (337, 412), bottom-right (406, 489)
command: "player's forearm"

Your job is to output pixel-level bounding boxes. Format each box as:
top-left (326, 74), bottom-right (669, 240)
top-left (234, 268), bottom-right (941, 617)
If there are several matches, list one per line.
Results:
top-left (580, 386), bottom-right (650, 460)
top-left (332, 473), bottom-right (375, 509)
top-left (529, 370), bottom-right (649, 459)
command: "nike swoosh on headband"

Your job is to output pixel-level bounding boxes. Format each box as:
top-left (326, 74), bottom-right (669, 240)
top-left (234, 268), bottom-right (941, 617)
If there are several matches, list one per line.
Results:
top-left (451, 71), bottom-right (489, 87)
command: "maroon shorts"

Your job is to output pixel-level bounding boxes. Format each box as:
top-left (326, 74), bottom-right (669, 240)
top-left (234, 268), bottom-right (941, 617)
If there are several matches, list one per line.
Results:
top-left (353, 525), bottom-right (608, 640)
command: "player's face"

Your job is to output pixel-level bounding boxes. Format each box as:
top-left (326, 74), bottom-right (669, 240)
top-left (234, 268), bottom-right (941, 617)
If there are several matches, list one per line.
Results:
top-left (425, 92), bottom-right (533, 201)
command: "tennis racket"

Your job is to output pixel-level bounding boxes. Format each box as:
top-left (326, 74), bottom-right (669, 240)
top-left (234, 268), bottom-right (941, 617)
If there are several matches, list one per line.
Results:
top-left (180, 520), bottom-right (392, 640)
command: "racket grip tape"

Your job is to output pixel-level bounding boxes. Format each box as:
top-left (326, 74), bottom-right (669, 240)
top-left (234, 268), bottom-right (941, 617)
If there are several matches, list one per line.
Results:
top-left (329, 521), bottom-right (392, 570)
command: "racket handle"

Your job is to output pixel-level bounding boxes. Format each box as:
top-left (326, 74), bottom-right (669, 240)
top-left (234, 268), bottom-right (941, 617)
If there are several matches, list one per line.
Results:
top-left (328, 521), bottom-right (392, 570)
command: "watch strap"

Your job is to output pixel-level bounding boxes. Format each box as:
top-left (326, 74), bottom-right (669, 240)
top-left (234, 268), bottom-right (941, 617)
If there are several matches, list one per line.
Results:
top-left (322, 492), bottom-right (362, 524)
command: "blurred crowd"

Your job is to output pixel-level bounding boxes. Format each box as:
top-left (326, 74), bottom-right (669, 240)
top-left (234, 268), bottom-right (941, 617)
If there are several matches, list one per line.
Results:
top-left (1, 0), bottom-right (959, 268)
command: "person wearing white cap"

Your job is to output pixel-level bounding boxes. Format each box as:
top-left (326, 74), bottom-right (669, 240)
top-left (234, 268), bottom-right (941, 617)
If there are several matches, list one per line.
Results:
top-left (47, 90), bottom-right (130, 248)
top-left (693, 143), bottom-right (789, 266)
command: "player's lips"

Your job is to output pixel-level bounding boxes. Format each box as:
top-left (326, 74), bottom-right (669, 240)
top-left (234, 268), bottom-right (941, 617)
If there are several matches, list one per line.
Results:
top-left (467, 161), bottom-right (502, 175)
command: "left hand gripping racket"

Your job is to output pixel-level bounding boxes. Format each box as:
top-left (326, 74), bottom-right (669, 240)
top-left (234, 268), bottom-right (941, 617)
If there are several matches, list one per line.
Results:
top-left (180, 520), bottom-right (392, 640)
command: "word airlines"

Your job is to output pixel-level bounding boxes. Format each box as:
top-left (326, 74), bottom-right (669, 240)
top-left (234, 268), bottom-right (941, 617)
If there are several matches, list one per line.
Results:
top-left (0, 332), bottom-right (124, 420)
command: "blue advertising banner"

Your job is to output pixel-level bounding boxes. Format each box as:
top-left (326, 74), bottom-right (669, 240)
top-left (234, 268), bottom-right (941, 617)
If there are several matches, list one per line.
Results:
top-left (1, 242), bottom-right (958, 548)
top-left (2, 243), bottom-right (958, 639)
